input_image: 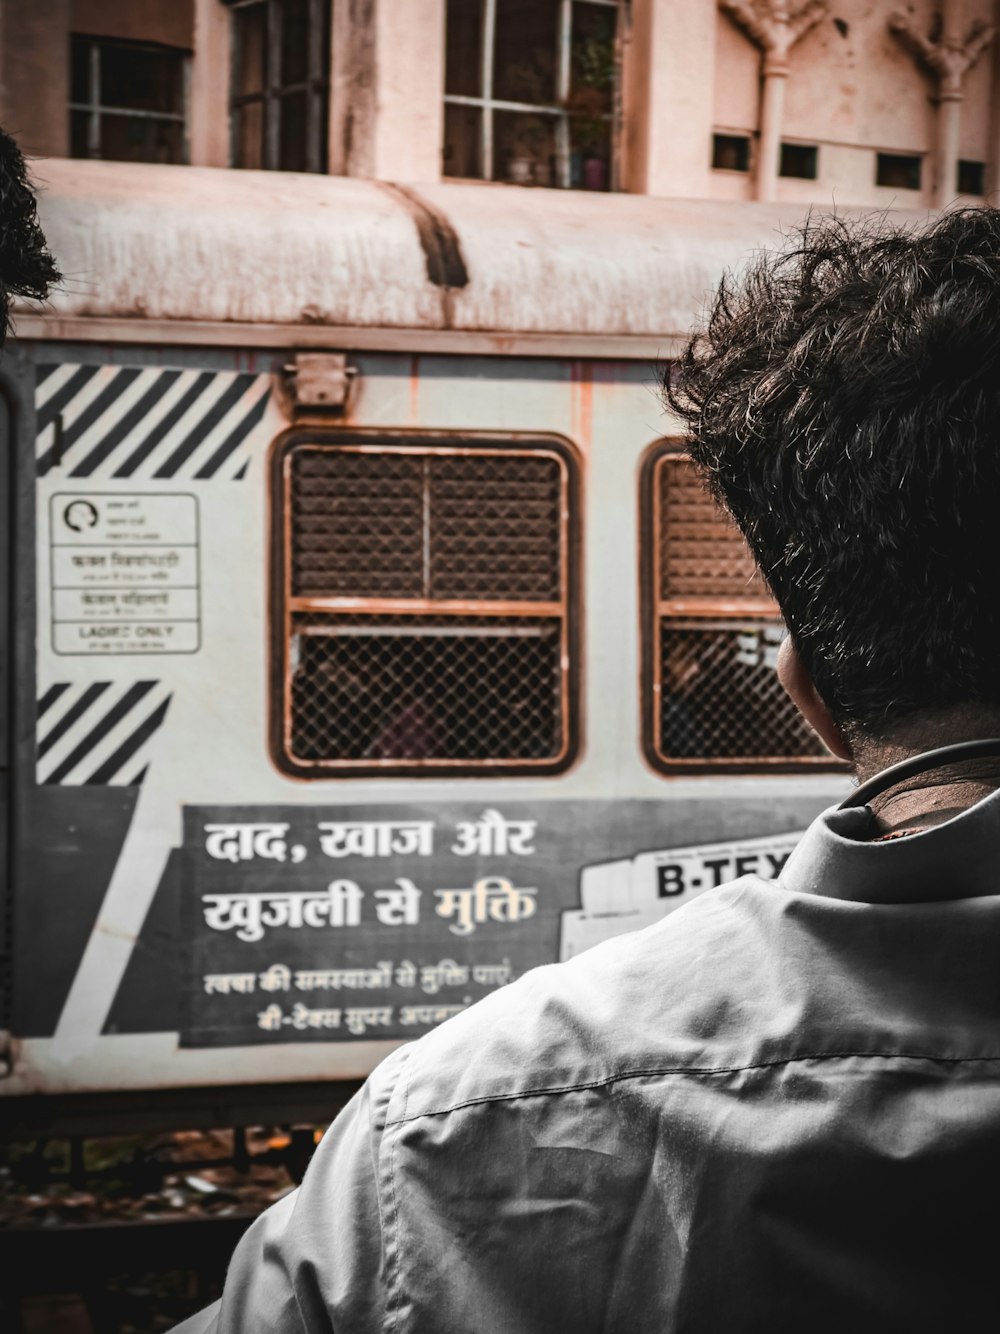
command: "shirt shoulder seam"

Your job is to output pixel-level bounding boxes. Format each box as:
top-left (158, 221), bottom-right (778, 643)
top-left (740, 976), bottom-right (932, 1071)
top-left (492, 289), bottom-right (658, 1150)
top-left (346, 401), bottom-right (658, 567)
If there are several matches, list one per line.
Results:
top-left (385, 1049), bottom-right (1000, 1127)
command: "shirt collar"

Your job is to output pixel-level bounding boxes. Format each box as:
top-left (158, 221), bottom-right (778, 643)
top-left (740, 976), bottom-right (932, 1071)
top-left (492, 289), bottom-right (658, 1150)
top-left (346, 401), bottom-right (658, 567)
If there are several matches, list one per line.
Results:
top-left (778, 785), bottom-right (1000, 904)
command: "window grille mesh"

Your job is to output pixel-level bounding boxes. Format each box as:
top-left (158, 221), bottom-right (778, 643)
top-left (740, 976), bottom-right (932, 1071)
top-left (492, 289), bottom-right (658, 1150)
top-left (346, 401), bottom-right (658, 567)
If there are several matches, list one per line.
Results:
top-left (658, 455), bottom-right (768, 599)
top-left (278, 442), bottom-right (575, 776)
top-left (649, 452), bottom-right (839, 771)
top-left (659, 622), bottom-right (827, 762)
top-left (291, 450), bottom-right (562, 601)
top-left (289, 615), bottom-right (562, 763)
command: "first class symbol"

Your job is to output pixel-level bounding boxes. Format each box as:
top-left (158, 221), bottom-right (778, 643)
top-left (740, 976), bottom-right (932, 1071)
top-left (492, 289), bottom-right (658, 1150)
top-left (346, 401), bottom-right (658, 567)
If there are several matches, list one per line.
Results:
top-left (63, 498), bottom-right (99, 532)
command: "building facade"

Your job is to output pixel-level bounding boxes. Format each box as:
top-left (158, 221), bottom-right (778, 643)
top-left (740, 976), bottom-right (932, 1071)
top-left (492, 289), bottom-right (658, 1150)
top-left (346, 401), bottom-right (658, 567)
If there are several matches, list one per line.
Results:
top-left (1, 0), bottom-right (999, 210)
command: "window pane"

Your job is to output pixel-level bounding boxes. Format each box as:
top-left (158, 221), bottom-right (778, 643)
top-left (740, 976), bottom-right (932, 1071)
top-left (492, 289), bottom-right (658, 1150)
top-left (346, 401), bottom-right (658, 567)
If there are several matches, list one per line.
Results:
top-left (659, 622), bottom-right (823, 761)
top-left (70, 110), bottom-right (92, 159)
top-left (429, 454), bottom-right (562, 600)
top-left (446, 0), bottom-right (484, 97)
top-left (291, 618), bottom-right (562, 763)
top-left (958, 159), bottom-right (985, 195)
top-left (658, 455), bottom-right (766, 599)
top-left (494, 110), bottom-right (556, 186)
top-left (291, 450), bottom-right (426, 598)
top-left (235, 2), bottom-right (268, 98)
top-left (876, 152), bottom-right (921, 190)
top-left (279, 89), bottom-right (309, 170)
top-left (493, 0), bottom-right (558, 105)
top-left (712, 133), bottom-right (751, 172)
top-left (70, 36), bottom-right (90, 104)
top-left (100, 42), bottom-right (185, 114)
top-left (443, 102), bottom-right (483, 178)
top-left (279, 440), bottom-right (577, 776)
top-left (234, 100), bottom-right (266, 169)
top-left (569, 114), bottom-right (610, 190)
top-left (569, 1), bottom-right (616, 116)
top-left (98, 113), bottom-right (184, 165)
top-left (281, 0), bottom-right (311, 85)
top-left (780, 142), bottom-right (818, 179)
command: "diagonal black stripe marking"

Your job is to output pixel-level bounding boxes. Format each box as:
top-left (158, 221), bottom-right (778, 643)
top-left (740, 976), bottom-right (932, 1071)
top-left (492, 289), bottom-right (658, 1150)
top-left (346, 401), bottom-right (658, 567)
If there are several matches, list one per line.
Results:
top-left (194, 389), bottom-right (269, 479)
top-left (37, 682), bottom-right (70, 720)
top-left (234, 458), bottom-right (250, 480)
top-left (35, 363), bottom-right (64, 394)
top-left (37, 682), bottom-right (111, 759)
top-left (70, 370), bottom-right (183, 478)
top-left (127, 763), bottom-right (150, 787)
top-left (54, 367), bottom-right (143, 455)
top-left (154, 374), bottom-right (255, 479)
top-left (38, 368), bottom-right (143, 475)
top-left (36, 365), bottom-right (99, 437)
top-left (112, 372), bottom-right (217, 478)
top-left (85, 697), bottom-right (170, 785)
top-left (45, 682), bottom-right (157, 784)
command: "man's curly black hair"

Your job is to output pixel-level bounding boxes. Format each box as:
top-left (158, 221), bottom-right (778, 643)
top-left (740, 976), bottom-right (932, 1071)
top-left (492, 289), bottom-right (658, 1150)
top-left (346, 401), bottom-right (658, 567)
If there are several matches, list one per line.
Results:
top-left (0, 127), bottom-right (60, 344)
top-left (666, 207), bottom-right (1000, 739)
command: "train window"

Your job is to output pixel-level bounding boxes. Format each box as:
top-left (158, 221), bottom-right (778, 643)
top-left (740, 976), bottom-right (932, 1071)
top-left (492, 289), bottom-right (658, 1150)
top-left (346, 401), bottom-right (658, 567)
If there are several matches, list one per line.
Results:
top-left (640, 445), bottom-right (840, 775)
top-left (444, 0), bottom-right (620, 191)
top-left (228, 0), bottom-right (331, 173)
top-left (271, 435), bottom-right (581, 778)
top-left (69, 36), bottom-right (189, 165)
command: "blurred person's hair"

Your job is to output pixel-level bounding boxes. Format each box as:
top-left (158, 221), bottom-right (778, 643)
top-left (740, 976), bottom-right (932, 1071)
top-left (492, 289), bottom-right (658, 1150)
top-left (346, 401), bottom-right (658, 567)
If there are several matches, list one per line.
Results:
top-left (0, 127), bottom-right (60, 344)
top-left (667, 208), bottom-right (1000, 748)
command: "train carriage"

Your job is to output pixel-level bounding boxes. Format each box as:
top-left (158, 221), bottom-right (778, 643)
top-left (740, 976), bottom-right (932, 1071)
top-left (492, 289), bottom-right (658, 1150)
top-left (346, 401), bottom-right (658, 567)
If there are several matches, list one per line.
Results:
top-left (1, 159), bottom-right (852, 1120)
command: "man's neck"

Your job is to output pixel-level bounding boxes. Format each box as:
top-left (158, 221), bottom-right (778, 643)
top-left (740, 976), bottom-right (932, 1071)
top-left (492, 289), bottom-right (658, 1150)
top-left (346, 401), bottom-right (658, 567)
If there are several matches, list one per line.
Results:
top-left (847, 706), bottom-right (1000, 834)
top-left (869, 772), bottom-right (1000, 834)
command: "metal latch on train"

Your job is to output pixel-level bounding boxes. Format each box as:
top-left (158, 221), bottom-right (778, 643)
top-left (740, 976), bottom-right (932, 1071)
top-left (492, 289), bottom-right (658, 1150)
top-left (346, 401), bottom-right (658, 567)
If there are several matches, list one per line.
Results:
top-left (284, 352), bottom-right (356, 412)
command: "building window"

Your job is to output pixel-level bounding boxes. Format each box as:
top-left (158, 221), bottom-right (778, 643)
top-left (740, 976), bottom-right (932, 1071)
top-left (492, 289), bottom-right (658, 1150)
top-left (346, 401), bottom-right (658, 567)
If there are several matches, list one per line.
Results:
top-left (876, 152), bottom-right (922, 190)
top-left (779, 142), bottom-right (818, 180)
top-left (640, 445), bottom-right (839, 775)
top-left (443, 0), bottom-right (620, 190)
top-left (958, 159), bottom-right (985, 196)
top-left (271, 434), bottom-right (581, 778)
top-left (69, 35), bottom-right (189, 164)
top-left (711, 133), bottom-right (751, 173)
top-left (228, 0), bottom-right (331, 172)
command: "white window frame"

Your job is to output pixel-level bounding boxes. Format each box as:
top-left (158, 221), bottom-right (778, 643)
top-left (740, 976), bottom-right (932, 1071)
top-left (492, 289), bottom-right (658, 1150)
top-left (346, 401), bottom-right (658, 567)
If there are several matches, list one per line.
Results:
top-left (444, 0), bottom-right (621, 189)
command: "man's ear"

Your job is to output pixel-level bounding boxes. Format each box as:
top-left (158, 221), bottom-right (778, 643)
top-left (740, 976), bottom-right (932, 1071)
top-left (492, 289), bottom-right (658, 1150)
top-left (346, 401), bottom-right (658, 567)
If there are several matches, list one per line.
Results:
top-left (776, 637), bottom-right (852, 761)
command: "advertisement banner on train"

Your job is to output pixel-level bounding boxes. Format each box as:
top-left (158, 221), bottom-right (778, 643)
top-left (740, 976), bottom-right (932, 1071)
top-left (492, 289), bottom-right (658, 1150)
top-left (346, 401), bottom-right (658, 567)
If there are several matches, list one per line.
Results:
top-left (180, 803), bottom-right (802, 1047)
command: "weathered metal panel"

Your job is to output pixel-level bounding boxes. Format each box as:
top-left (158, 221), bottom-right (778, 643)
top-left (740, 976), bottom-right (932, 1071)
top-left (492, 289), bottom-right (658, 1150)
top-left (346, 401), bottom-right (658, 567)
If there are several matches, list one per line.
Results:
top-left (17, 159), bottom-right (921, 344)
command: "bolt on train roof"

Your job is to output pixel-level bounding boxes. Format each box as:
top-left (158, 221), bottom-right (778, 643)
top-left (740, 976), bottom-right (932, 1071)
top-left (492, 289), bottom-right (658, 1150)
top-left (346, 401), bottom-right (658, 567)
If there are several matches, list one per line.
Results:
top-left (15, 159), bottom-right (918, 359)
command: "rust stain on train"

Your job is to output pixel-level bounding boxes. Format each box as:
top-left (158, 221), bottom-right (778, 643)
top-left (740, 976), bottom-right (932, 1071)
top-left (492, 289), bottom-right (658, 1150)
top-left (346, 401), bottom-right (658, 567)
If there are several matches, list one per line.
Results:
top-left (570, 360), bottom-right (593, 450)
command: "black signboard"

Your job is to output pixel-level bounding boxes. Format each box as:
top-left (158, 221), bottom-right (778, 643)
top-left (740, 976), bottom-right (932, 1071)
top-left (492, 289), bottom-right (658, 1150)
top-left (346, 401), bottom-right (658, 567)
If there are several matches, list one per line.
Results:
top-left (180, 800), bottom-right (810, 1047)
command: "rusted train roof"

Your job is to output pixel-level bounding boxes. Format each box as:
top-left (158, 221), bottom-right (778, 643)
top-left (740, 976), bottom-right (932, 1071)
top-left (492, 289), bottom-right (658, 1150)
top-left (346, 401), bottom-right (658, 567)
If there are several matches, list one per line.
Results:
top-left (17, 159), bottom-right (918, 355)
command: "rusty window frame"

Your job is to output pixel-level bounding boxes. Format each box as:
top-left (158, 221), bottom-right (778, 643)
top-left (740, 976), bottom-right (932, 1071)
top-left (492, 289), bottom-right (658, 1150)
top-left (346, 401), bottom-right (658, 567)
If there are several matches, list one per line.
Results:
top-left (270, 430), bottom-right (581, 779)
top-left (640, 442), bottom-right (845, 776)
top-left (227, 0), bottom-right (331, 173)
top-left (443, 0), bottom-right (623, 190)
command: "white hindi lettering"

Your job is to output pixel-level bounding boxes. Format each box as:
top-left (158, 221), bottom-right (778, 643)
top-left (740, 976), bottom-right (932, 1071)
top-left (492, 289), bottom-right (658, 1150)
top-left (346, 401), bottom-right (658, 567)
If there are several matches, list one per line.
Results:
top-left (291, 961), bottom-right (393, 991)
top-left (204, 822), bottom-right (291, 863)
top-left (203, 972), bottom-right (257, 995)
top-left (399, 1003), bottom-right (469, 1026)
top-left (451, 809), bottom-right (536, 857)
top-left (258, 962), bottom-right (292, 993)
top-left (433, 876), bottom-right (537, 936)
top-left (471, 959), bottom-right (513, 987)
top-left (317, 821), bottom-right (434, 858)
top-left (419, 959), bottom-right (470, 994)
top-left (343, 1005), bottom-right (395, 1036)
top-left (373, 877), bottom-right (422, 925)
top-left (201, 882), bottom-right (363, 942)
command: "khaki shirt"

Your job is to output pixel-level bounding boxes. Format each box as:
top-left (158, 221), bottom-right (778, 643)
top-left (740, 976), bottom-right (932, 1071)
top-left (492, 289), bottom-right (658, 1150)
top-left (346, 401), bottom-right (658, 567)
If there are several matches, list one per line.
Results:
top-left (177, 793), bottom-right (1000, 1332)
